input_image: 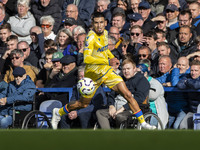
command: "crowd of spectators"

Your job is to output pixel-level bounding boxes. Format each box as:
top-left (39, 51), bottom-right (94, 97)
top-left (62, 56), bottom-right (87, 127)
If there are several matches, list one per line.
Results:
top-left (0, 0), bottom-right (200, 129)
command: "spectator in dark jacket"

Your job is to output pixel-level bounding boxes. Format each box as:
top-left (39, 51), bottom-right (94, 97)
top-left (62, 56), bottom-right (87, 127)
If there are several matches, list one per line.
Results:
top-left (0, 23), bottom-right (11, 58)
top-left (17, 41), bottom-right (39, 69)
top-left (62, 0), bottom-right (96, 28)
top-left (0, 67), bottom-right (36, 128)
top-left (64, 4), bottom-right (85, 29)
top-left (36, 55), bottom-right (78, 109)
top-left (178, 60), bottom-right (200, 129)
top-left (138, 1), bottom-right (156, 34)
top-left (96, 58), bottom-right (150, 129)
top-left (31, 0), bottom-right (62, 34)
top-left (169, 25), bottom-right (197, 60)
top-left (29, 26), bottom-right (45, 60)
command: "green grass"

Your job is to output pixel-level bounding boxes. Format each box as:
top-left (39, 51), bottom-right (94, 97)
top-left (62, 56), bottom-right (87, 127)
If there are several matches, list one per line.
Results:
top-left (0, 129), bottom-right (200, 150)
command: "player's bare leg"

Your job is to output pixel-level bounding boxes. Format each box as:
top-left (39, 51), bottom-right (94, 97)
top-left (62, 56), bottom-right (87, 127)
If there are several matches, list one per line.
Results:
top-left (51, 97), bottom-right (92, 129)
top-left (112, 81), bottom-right (156, 130)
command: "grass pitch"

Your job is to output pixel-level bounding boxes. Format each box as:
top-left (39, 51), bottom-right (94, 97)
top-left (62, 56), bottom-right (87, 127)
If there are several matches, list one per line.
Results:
top-left (0, 129), bottom-right (199, 150)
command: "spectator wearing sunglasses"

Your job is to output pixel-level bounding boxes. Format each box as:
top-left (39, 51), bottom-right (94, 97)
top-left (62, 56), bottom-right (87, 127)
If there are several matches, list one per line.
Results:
top-left (40, 15), bottom-right (56, 40)
top-left (127, 25), bottom-right (144, 57)
top-left (31, 0), bottom-right (62, 34)
top-left (17, 41), bottom-right (39, 69)
top-left (137, 46), bottom-right (151, 61)
top-left (3, 49), bottom-right (36, 83)
top-left (7, 0), bottom-right (36, 44)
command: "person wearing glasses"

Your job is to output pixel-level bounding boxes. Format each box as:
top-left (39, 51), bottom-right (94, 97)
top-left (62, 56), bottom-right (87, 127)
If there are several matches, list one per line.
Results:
top-left (3, 49), bottom-right (36, 83)
top-left (165, 4), bottom-right (179, 28)
top-left (40, 15), bottom-right (56, 40)
top-left (17, 41), bottom-right (39, 69)
top-left (7, 0), bottom-right (36, 44)
top-left (64, 4), bottom-right (85, 29)
top-left (0, 67), bottom-right (36, 128)
top-left (31, 0), bottom-right (62, 34)
top-left (127, 25), bottom-right (144, 57)
top-left (168, 9), bottom-right (195, 43)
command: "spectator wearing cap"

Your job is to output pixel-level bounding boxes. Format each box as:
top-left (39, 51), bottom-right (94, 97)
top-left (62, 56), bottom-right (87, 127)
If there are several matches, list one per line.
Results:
top-left (4, 49), bottom-right (36, 83)
top-left (63, 17), bottom-right (78, 33)
top-left (138, 1), bottom-right (156, 34)
top-left (0, 67), bottom-right (36, 128)
top-left (128, 13), bottom-right (144, 28)
top-left (168, 0), bottom-right (187, 11)
top-left (38, 55), bottom-right (78, 108)
top-left (48, 51), bottom-right (63, 80)
top-left (165, 4), bottom-right (179, 28)
top-left (64, 4), bottom-right (85, 29)
top-left (31, 0), bottom-right (62, 34)
top-left (40, 15), bottom-right (56, 40)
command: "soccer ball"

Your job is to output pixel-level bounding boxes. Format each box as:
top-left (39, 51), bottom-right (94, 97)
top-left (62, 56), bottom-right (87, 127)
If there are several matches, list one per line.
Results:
top-left (77, 77), bottom-right (95, 96)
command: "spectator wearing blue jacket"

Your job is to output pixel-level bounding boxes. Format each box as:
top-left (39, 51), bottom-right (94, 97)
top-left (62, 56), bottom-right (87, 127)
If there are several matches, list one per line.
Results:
top-left (59, 65), bottom-right (107, 129)
top-left (157, 56), bottom-right (190, 129)
top-left (0, 67), bottom-right (36, 128)
top-left (178, 60), bottom-right (200, 129)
